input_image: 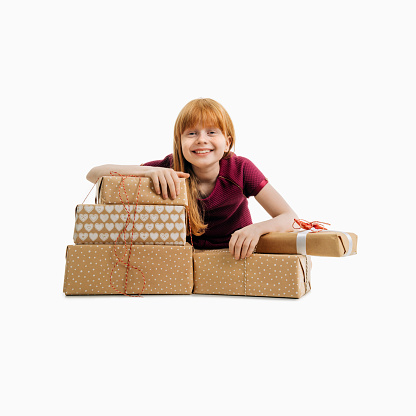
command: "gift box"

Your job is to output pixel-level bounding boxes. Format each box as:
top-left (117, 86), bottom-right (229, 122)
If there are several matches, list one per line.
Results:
top-left (73, 204), bottom-right (187, 245)
top-left (63, 244), bottom-right (193, 295)
top-left (96, 176), bottom-right (188, 206)
top-left (193, 249), bottom-right (311, 299)
top-left (256, 231), bottom-right (357, 257)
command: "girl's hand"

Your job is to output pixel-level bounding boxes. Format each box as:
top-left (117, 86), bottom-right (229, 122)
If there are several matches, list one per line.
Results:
top-left (144, 167), bottom-right (190, 200)
top-left (229, 224), bottom-right (263, 260)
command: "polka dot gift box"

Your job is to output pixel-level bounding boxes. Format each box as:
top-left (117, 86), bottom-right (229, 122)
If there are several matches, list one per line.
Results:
top-left (96, 176), bottom-right (188, 206)
top-left (73, 204), bottom-right (187, 245)
top-left (63, 244), bottom-right (194, 295)
top-left (193, 249), bottom-right (311, 299)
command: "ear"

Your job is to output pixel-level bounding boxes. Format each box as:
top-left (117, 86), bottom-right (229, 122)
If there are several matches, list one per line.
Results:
top-left (226, 136), bottom-right (231, 151)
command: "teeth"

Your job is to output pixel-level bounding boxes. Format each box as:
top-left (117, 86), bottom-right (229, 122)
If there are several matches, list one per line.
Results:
top-left (195, 150), bottom-right (211, 154)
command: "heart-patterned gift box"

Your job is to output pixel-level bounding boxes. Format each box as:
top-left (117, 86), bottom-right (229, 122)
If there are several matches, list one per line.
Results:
top-left (96, 176), bottom-right (188, 206)
top-left (73, 204), bottom-right (187, 245)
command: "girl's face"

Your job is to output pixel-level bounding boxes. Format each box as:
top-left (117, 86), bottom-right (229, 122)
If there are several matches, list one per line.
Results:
top-left (181, 124), bottom-right (231, 168)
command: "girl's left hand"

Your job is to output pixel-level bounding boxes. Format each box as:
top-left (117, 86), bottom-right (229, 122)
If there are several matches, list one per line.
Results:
top-left (229, 224), bottom-right (263, 260)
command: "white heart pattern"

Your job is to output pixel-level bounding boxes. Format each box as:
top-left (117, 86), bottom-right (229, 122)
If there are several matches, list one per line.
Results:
top-left (79, 233), bottom-right (88, 241)
top-left (105, 205), bottom-right (114, 213)
top-left (96, 206), bottom-right (104, 213)
top-left (100, 214), bottom-right (109, 222)
top-left (84, 223), bottom-right (93, 232)
top-left (165, 206), bottom-right (173, 213)
top-left (155, 223), bottom-right (164, 231)
top-left (89, 233), bottom-right (98, 241)
top-left (105, 223), bottom-right (114, 231)
top-left (175, 206), bottom-right (182, 213)
top-left (145, 223), bottom-right (154, 232)
top-left (166, 223), bottom-right (174, 231)
top-left (160, 233), bottom-right (169, 241)
top-left (115, 223), bottom-right (124, 232)
top-left (76, 223), bottom-right (83, 231)
top-left (99, 233), bottom-right (109, 241)
top-left (115, 206), bottom-right (123, 213)
top-left (134, 223), bottom-right (144, 232)
top-left (89, 214), bottom-right (98, 222)
top-left (150, 214), bottom-right (159, 222)
top-left (156, 206), bottom-right (164, 213)
top-left (85, 205), bottom-right (94, 213)
top-left (76, 206), bottom-right (82, 213)
top-left (160, 214), bottom-right (169, 222)
top-left (171, 233), bottom-right (179, 241)
top-left (95, 223), bottom-right (104, 231)
top-left (175, 223), bottom-right (184, 231)
top-left (140, 214), bottom-right (149, 222)
top-left (150, 232), bottom-right (158, 241)
top-left (170, 214), bottom-right (179, 222)
top-left (110, 214), bottom-right (119, 222)
top-left (79, 214), bottom-right (88, 222)
top-left (140, 232), bottom-right (149, 241)
top-left (110, 233), bottom-right (119, 241)
top-left (145, 206), bottom-right (154, 213)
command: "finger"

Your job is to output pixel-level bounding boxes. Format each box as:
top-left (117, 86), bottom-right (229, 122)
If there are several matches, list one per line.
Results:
top-left (164, 173), bottom-right (177, 199)
top-left (244, 240), bottom-right (257, 259)
top-left (158, 174), bottom-right (168, 199)
top-left (171, 171), bottom-right (181, 196)
top-left (177, 172), bottom-right (190, 178)
top-left (150, 173), bottom-right (161, 195)
top-left (229, 233), bottom-right (236, 257)
top-left (240, 239), bottom-right (251, 259)
top-left (233, 237), bottom-right (245, 260)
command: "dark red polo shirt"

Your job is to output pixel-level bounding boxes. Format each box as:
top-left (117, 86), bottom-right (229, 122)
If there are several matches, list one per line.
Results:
top-left (142, 152), bottom-right (268, 249)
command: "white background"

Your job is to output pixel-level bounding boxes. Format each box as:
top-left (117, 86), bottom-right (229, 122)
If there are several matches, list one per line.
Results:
top-left (1, 1), bottom-right (415, 415)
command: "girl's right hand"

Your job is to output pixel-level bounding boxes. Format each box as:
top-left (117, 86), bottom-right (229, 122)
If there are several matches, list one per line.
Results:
top-left (143, 167), bottom-right (190, 200)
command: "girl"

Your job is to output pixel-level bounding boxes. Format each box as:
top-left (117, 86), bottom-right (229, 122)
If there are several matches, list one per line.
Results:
top-left (87, 98), bottom-right (298, 260)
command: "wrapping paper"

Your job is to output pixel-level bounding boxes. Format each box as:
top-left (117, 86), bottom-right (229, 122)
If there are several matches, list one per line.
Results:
top-left (63, 244), bottom-right (193, 295)
top-left (96, 176), bottom-right (188, 206)
top-left (193, 249), bottom-right (311, 299)
top-left (73, 204), bottom-right (187, 245)
top-left (256, 231), bottom-right (358, 257)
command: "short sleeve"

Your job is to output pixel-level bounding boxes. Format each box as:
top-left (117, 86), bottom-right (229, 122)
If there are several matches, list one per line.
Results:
top-left (141, 154), bottom-right (173, 168)
top-left (242, 157), bottom-right (268, 198)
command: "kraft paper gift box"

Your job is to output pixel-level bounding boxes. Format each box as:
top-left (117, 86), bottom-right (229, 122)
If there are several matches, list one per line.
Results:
top-left (193, 249), bottom-right (311, 299)
top-left (255, 231), bottom-right (358, 257)
top-left (96, 176), bottom-right (188, 206)
top-left (63, 244), bottom-right (193, 295)
top-left (73, 204), bottom-right (187, 245)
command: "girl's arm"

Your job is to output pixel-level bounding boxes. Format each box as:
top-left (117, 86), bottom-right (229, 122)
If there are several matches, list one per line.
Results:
top-left (86, 164), bottom-right (147, 183)
top-left (86, 164), bottom-right (190, 200)
top-left (229, 183), bottom-right (298, 260)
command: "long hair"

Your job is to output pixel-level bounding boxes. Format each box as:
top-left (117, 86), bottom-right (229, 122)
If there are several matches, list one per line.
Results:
top-left (172, 98), bottom-right (235, 236)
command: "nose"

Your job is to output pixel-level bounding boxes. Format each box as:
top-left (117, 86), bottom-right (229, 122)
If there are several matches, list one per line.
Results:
top-left (196, 131), bottom-right (209, 142)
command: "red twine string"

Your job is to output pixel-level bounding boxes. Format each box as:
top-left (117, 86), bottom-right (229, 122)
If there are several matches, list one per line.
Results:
top-left (108, 171), bottom-right (146, 297)
top-left (106, 171), bottom-right (194, 297)
top-left (292, 219), bottom-right (331, 233)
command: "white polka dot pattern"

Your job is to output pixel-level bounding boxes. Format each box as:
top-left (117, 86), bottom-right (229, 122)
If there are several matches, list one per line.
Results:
top-left (97, 177), bottom-right (188, 206)
top-left (63, 244), bottom-right (193, 295)
top-left (193, 249), bottom-right (311, 299)
top-left (73, 204), bottom-right (186, 245)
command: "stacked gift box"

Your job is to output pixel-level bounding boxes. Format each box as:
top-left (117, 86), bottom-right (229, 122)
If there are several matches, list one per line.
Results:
top-left (64, 176), bottom-right (358, 298)
top-left (63, 176), bottom-right (194, 295)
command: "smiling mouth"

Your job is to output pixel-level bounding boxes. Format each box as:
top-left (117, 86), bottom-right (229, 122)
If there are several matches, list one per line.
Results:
top-left (192, 150), bottom-right (213, 154)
